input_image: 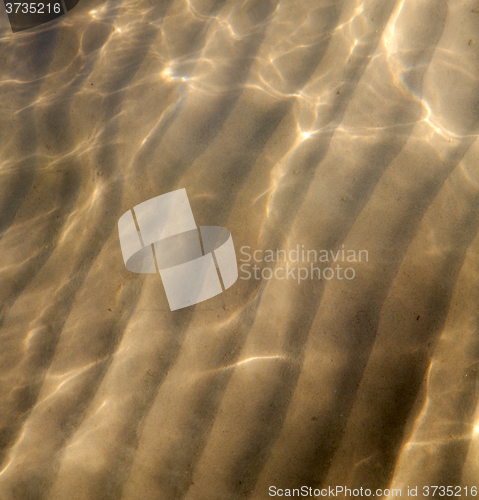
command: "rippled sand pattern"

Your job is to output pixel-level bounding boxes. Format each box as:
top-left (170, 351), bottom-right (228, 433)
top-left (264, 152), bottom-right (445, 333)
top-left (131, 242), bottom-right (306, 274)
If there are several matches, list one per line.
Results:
top-left (1, 0), bottom-right (479, 498)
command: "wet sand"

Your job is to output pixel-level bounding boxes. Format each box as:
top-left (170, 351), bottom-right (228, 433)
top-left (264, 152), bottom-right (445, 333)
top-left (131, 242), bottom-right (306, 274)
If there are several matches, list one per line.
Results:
top-left (1, 0), bottom-right (479, 499)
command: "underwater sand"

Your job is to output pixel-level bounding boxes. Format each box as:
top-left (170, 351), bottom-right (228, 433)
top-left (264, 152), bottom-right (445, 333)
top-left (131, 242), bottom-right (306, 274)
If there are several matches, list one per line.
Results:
top-left (1, 0), bottom-right (479, 498)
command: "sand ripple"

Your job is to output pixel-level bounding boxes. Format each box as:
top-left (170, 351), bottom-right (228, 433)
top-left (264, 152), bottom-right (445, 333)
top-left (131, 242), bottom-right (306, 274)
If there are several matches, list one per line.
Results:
top-left (1, 0), bottom-right (479, 499)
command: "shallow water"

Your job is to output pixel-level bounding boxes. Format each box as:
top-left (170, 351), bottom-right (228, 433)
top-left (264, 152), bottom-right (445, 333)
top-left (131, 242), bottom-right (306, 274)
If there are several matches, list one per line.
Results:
top-left (1, 0), bottom-right (479, 499)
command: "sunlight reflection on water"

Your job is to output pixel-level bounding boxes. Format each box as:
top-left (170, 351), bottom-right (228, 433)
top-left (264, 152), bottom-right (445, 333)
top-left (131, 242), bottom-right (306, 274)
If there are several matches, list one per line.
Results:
top-left (1, 0), bottom-right (479, 499)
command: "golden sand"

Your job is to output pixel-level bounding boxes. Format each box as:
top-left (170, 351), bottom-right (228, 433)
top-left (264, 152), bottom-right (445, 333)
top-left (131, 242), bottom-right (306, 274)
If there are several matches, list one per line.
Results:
top-left (1, 0), bottom-right (479, 498)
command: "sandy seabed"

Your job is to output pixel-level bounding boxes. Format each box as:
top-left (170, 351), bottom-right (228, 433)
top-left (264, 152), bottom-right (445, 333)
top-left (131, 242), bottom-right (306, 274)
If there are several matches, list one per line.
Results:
top-left (1, 0), bottom-right (479, 499)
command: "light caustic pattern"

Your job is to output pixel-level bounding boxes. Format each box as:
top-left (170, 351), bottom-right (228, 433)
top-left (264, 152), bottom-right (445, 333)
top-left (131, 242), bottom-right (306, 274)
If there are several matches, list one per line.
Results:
top-left (0, 0), bottom-right (479, 499)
